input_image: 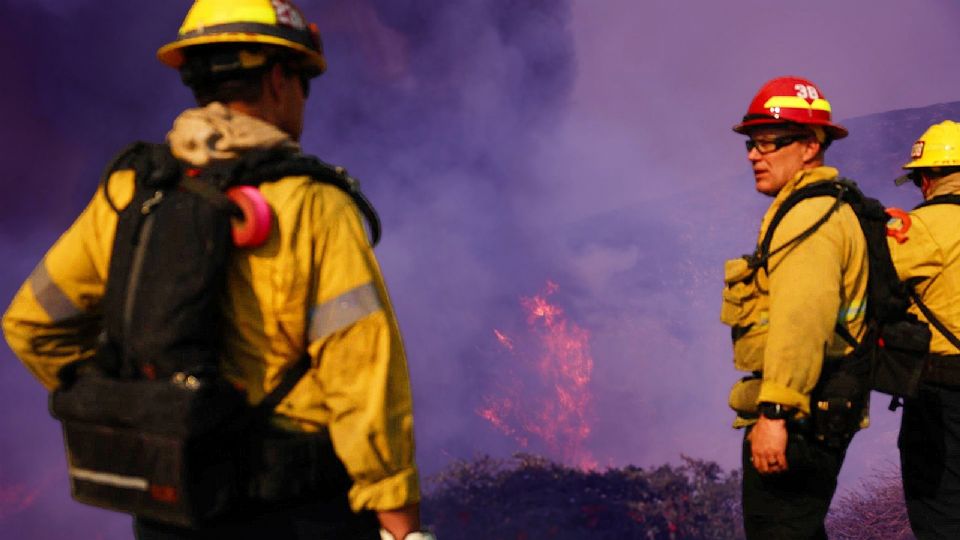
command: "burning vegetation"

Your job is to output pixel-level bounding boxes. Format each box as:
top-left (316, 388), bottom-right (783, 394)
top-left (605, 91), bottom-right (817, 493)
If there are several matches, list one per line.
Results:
top-left (478, 281), bottom-right (597, 469)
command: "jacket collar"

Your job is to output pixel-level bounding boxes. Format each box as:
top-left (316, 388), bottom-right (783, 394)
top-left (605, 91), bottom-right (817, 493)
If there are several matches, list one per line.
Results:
top-left (924, 171), bottom-right (960, 200)
top-left (758, 166), bottom-right (839, 240)
top-left (166, 102), bottom-right (299, 167)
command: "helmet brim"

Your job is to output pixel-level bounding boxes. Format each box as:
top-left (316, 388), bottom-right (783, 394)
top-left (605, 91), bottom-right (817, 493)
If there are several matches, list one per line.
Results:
top-left (158, 33), bottom-right (326, 76)
top-left (732, 117), bottom-right (848, 140)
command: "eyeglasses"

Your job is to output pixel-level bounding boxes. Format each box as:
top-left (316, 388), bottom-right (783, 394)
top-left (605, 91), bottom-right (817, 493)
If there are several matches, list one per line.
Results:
top-left (894, 170), bottom-right (923, 187)
top-left (744, 134), bottom-right (810, 154)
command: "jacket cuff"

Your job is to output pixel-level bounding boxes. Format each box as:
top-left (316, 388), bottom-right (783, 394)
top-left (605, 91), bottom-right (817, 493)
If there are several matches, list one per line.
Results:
top-left (757, 381), bottom-right (811, 416)
top-left (348, 467), bottom-right (421, 513)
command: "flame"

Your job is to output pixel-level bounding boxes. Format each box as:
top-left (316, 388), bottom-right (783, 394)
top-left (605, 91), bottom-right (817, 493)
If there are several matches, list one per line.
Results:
top-left (493, 329), bottom-right (514, 351)
top-left (478, 280), bottom-right (597, 469)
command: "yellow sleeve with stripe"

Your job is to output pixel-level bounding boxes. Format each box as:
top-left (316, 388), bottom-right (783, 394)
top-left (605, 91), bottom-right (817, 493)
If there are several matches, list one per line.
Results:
top-left (299, 187), bottom-right (420, 513)
top-left (3, 171), bottom-right (134, 390)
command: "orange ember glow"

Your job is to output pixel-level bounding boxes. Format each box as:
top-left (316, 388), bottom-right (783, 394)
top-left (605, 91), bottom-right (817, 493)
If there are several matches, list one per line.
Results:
top-left (493, 329), bottom-right (514, 351)
top-left (478, 280), bottom-right (597, 469)
top-left (0, 480), bottom-right (47, 520)
top-left (0, 468), bottom-right (58, 520)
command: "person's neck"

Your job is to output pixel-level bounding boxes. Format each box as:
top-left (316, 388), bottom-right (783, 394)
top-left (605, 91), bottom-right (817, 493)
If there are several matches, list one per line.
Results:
top-left (224, 100), bottom-right (277, 127)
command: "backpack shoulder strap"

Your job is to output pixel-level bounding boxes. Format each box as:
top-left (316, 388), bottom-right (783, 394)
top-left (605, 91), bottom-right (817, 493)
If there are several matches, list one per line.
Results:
top-left (100, 142), bottom-right (180, 213)
top-left (753, 178), bottom-right (887, 349)
top-left (833, 180), bottom-right (917, 350)
top-left (223, 150), bottom-right (383, 246)
top-left (915, 194), bottom-right (960, 210)
top-left (262, 155), bottom-right (382, 246)
top-left (753, 179), bottom-right (847, 271)
top-left (902, 194), bottom-right (960, 348)
top-left (908, 287), bottom-right (960, 351)
top-left (252, 354), bottom-right (312, 418)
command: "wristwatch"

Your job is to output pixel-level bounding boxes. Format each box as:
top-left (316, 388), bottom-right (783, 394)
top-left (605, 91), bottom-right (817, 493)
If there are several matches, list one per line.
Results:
top-left (758, 402), bottom-right (794, 420)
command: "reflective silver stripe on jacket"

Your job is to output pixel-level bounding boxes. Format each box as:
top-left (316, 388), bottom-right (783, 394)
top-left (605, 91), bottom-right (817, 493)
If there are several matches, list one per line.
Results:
top-left (308, 283), bottom-right (383, 344)
top-left (29, 261), bottom-right (82, 321)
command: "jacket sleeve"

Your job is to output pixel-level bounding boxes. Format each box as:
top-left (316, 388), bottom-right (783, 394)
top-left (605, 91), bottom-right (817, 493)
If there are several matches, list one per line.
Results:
top-left (887, 213), bottom-right (943, 282)
top-left (305, 193), bottom-right (420, 513)
top-left (757, 198), bottom-right (848, 414)
top-left (2, 173), bottom-right (131, 390)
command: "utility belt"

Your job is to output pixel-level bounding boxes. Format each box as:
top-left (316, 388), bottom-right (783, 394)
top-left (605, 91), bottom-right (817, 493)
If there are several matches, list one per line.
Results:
top-left (49, 366), bottom-right (349, 529)
top-left (730, 354), bottom-right (869, 450)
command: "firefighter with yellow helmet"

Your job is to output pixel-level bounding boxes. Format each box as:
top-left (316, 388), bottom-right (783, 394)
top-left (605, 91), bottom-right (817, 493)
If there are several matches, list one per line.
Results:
top-left (722, 76), bottom-right (869, 538)
top-left (889, 120), bottom-right (960, 539)
top-left (2, 0), bottom-right (432, 538)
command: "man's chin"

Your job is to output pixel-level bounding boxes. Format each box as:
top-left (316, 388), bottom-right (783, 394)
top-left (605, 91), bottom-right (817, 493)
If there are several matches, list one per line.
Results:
top-left (754, 179), bottom-right (776, 196)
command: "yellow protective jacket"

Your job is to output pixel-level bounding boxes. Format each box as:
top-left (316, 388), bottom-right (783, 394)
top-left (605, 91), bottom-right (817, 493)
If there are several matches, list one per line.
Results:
top-left (888, 173), bottom-right (960, 355)
top-left (722, 166), bottom-right (868, 425)
top-left (2, 103), bottom-right (420, 513)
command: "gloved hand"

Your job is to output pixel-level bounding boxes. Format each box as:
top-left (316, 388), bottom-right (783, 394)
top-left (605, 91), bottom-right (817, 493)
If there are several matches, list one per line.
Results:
top-left (380, 529), bottom-right (437, 540)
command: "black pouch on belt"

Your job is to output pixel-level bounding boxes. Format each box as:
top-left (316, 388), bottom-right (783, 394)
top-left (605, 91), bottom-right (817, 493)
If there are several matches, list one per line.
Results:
top-left (871, 319), bottom-right (931, 399)
top-left (809, 354), bottom-right (870, 449)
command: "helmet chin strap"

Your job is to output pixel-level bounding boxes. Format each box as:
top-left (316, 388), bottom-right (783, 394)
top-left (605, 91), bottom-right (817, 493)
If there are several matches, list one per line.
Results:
top-left (810, 126), bottom-right (827, 144)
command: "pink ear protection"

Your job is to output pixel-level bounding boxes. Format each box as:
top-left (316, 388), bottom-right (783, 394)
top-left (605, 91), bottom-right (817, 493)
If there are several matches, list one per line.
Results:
top-left (226, 186), bottom-right (272, 248)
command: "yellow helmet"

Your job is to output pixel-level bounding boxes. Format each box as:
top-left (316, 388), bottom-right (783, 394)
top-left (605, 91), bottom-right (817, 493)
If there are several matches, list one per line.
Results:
top-left (902, 120), bottom-right (960, 169)
top-left (157, 0), bottom-right (326, 77)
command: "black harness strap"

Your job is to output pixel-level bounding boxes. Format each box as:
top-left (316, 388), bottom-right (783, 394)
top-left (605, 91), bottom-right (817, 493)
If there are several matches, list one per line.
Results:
top-left (101, 143), bottom-right (182, 213)
top-left (101, 144), bottom-right (382, 246)
top-left (258, 156), bottom-right (382, 246)
top-left (179, 176), bottom-right (243, 218)
top-left (253, 354), bottom-right (312, 418)
top-left (908, 288), bottom-right (960, 351)
top-left (201, 147), bottom-right (382, 246)
top-left (751, 180), bottom-right (847, 272)
top-left (904, 195), bottom-right (960, 352)
top-left (751, 179), bottom-right (870, 348)
top-left (915, 194), bottom-right (960, 210)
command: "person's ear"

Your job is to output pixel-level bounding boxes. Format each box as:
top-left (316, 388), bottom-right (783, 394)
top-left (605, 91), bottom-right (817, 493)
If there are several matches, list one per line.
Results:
top-left (266, 63), bottom-right (286, 100)
top-left (801, 139), bottom-right (822, 163)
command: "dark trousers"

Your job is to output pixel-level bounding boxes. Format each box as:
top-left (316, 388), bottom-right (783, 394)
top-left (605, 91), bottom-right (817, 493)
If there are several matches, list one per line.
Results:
top-left (900, 383), bottom-right (960, 539)
top-left (742, 427), bottom-right (848, 540)
top-left (134, 492), bottom-right (380, 540)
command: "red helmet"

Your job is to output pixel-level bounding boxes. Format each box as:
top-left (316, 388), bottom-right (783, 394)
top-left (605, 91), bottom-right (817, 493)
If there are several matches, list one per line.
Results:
top-left (733, 76), bottom-right (848, 140)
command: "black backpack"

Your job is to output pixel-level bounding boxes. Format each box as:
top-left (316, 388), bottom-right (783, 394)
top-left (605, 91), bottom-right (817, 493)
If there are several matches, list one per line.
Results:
top-left (91, 142), bottom-right (380, 380)
top-left (49, 142), bottom-right (380, 527)
top-left (753, 179), bottom-right (931, 412)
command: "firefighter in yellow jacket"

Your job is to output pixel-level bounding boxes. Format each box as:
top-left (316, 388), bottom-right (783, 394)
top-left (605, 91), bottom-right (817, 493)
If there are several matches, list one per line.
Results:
top-left (722, 76), bottom-right (868, 539)
top-left (889, 120), bottom-right (960, 539)
top-left (1, 1), bottom-right (432, 539)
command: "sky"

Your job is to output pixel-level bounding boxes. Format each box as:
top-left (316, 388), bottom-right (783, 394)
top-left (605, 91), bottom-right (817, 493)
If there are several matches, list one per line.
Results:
top-left (3, 0), bottom-right (960, 536)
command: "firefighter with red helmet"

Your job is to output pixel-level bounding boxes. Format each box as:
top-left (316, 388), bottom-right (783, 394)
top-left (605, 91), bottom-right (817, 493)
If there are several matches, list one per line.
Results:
top-left (722, 76), bottom-right (868, 538)
top-left (3, 0), bottom-right (432, 539)
top-left (889, 120), bottom-right (960, 539)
